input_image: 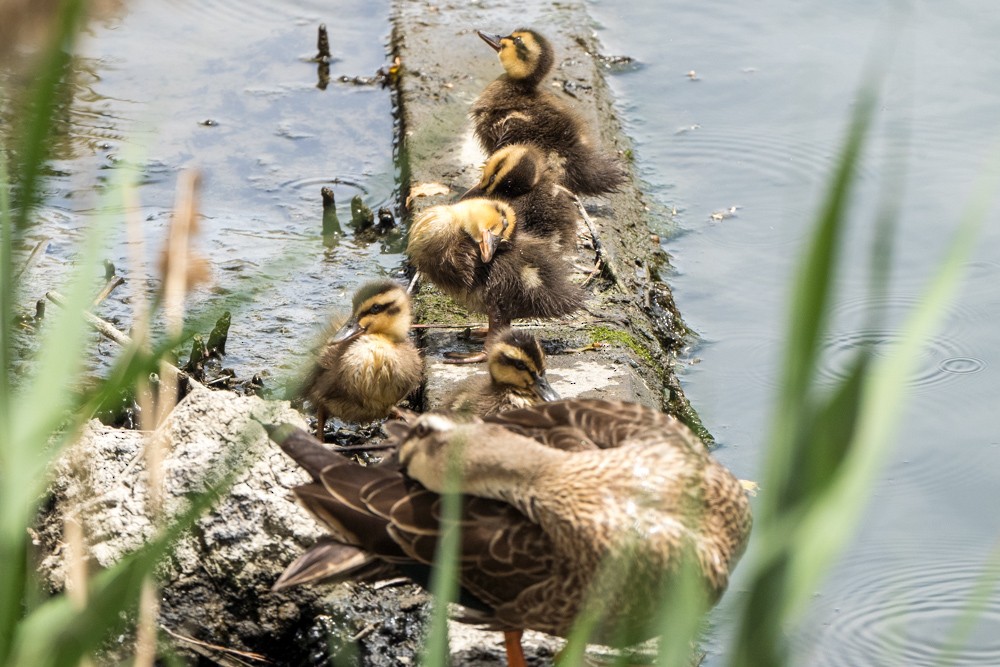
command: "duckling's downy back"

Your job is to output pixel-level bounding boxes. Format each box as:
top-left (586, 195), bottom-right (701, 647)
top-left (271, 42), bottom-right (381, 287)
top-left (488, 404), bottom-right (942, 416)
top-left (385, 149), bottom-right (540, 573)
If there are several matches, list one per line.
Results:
top-left (471, 28), bottom-right (626, 196)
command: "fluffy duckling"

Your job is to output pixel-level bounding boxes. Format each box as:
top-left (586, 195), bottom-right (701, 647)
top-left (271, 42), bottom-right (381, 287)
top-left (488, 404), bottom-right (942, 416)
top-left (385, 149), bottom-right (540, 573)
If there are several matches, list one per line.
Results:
top-left (266, 399), bottom-right (752, 666)
top-left (444, 329), bottom-right (559, 415)
top-left (462, 143), bottom-right (579, 251)
top-left (471, 29), bottom-right (626, 197)
top-left (406, 198), bottom-right (585, 360)
top-left (300, 280), bottom-right (422, 437)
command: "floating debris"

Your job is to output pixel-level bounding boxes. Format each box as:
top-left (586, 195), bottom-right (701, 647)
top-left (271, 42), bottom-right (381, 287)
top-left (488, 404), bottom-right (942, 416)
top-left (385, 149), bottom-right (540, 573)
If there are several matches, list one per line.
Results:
top-left (404, 181), bottom-right (450, 208)
top-left (687, 70), bottom-right (700, 81)
top-left (337, 56), bottom-right (402, 88)
top-left (199, 119), bottom-right (218, 127)
top-left (377, 207), bottom-right (396, 232)
top-left (710, 205), bottom-right (741, 221)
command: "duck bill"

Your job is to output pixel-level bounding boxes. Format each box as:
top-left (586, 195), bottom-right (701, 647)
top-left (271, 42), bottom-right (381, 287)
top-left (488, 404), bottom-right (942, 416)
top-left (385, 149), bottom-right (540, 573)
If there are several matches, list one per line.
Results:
top-left (460, 183), bottom-right (485, 200)
top-left (477, 31), bottom-right (503, 53)
top-left (330, 318), bottom-right (365, 344)
top-left (479, 229), bottom-right (501, 262)
top-left (533, 374), bottom-right (560, 402)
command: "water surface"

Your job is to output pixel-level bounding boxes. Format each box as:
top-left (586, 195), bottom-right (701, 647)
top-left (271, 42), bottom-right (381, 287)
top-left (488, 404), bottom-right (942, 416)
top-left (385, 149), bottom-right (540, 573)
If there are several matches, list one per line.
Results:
top-left (591, 0), bottom-right (1000, 663)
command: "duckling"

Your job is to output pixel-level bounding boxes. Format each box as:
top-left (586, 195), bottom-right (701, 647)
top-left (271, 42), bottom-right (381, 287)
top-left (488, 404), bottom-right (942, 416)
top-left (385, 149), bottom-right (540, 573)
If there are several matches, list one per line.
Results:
top-left (471, 29), bottom-right (626, 197)
top-left (406, 198), bottom-right (585, 361)
top-left (266, 399), bottom-right (752, 666)
top-left (462, 143), bottom-right (579, 251)
top-left (300, 279), bottom-right (422, 437)
top-left (444, 328), bottom-right (559, 415)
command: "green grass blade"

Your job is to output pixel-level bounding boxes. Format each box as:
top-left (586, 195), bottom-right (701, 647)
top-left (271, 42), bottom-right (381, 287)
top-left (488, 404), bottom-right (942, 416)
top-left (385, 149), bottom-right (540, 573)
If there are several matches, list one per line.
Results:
top-left (7, 469), bottom-right (234, 667)
top-left (8, 0), bottom-right (85, 238)
top-left (0, 1), bottom-right (86, 659)
top-left (761, 86), bottom-right (877, 525)
top-left (420, 437), bottom-right (465, 667)
top-left (0, 151), bottom-right (12, 433)
top-left (785, 162), bottom-right (993, 611)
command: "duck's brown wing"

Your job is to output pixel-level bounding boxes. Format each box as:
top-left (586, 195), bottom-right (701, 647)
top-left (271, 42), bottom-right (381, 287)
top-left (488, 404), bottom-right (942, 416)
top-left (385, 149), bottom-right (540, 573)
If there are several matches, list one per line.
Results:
top-left (486, 398), bottom-right (702, 453)
top-left (382, 483), bottom-right (555, 622)
top-left (268, 423), bottom-right (553, 622)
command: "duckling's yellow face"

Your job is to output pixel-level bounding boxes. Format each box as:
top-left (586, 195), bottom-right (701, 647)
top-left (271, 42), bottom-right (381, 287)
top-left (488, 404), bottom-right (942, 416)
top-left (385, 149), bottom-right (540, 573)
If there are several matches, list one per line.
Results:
top-left (478, 29), bottom-right (553, 83)
top-left (452, 198), bottom-right (517, 262)
top-left (468, 144), bottom-right (540, 199)
top-left (334, 283), bottom-right (412, 343)
top-left (488, 332), bottom-right (560, 401)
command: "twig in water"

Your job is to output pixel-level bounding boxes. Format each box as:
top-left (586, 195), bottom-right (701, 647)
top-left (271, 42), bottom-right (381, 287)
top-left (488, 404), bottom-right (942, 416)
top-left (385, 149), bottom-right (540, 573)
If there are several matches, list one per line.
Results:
top-left (315, 24), bottom-right (331, 61)
top-left (93, 275), bottom-right (126, 307)
top-left (14, 237), bottom-right (50, 282)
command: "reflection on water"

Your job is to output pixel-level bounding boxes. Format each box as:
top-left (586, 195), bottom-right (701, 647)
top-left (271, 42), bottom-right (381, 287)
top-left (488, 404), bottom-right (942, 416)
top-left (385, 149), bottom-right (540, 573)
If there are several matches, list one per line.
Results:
top-left (591, 0), bottom-right (1000, 664)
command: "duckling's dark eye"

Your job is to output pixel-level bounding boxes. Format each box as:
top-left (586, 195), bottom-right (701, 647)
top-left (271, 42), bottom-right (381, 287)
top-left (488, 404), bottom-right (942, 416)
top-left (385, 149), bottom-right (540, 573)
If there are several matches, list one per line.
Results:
top-left (412, 422), bottom-right (431, 439)
top-left (368, 303), bottom-right (385, 315)
top-left (488, 174), bottom-right (496, 186)
top-left (513, 36), bottom-right (524, 47)
top-left (513, 359), bottom-right (528, 372)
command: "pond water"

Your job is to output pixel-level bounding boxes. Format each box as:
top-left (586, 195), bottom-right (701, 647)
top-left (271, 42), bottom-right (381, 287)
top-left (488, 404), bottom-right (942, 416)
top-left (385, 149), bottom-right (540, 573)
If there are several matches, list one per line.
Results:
top-left (590, 0), bottom-right (1000, 664)
top-left (6, 0), bottom-right (1000, 664)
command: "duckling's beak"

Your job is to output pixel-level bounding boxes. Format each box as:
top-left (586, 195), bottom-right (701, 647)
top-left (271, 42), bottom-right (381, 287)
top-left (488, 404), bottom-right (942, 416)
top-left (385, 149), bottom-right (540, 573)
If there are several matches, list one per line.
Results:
top-left (460, 183), bottom-right (484, 200)
top-left (479, 228), bottom-right (501, 262)
top-left (477, 31), bottom-right (503, 53)
top-left (330, 318), bottom-right (365, 344)
top-left (532, 374), bottom-right (560, 402)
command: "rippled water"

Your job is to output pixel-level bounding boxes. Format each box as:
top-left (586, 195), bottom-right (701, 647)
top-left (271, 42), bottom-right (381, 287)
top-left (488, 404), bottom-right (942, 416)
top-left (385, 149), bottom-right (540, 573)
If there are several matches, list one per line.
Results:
top-left (7, 0), bottom-right (399, 382)
top-left (7, 0), bottom-right (1000, 664)
top-left (591, 0), bottom-right (1000, 664)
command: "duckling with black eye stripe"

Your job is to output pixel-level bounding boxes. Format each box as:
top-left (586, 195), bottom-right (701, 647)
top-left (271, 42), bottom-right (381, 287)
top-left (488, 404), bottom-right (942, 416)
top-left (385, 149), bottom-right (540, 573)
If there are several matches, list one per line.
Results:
top-left (444, 329), bottom-right (559, 416)
top-left (462, 143), bottom-right (579, 253)
top-left (300, 279), bottom-right (423, 438)
top-left (471, 28), bottom-right (626, 197)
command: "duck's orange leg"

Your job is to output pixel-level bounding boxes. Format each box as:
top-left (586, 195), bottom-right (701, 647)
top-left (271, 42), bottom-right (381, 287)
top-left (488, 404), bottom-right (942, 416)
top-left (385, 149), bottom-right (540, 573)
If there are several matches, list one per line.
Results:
top-left (503, 629), bottom-right (527, 667)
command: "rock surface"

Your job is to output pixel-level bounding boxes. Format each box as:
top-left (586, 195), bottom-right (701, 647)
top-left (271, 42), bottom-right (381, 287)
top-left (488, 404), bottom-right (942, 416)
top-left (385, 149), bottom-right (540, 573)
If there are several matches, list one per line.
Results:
top-left (36, 387), bottom-right (432, 665)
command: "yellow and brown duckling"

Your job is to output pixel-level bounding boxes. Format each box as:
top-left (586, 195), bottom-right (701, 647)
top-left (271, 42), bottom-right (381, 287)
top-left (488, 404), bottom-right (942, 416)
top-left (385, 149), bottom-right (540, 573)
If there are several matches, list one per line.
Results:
top-left (299, 279), bottom-right (422, 437)
top-left (266, 399), bottom-right (752, 667)
top-left (462, 143), bottom-right (579, 252)
top-left (471, 28), bottom-right (626, 197)
top-left (444, 328), bottom-right (559, 416)
top-left (406, 198), bottom-right (585, 361)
